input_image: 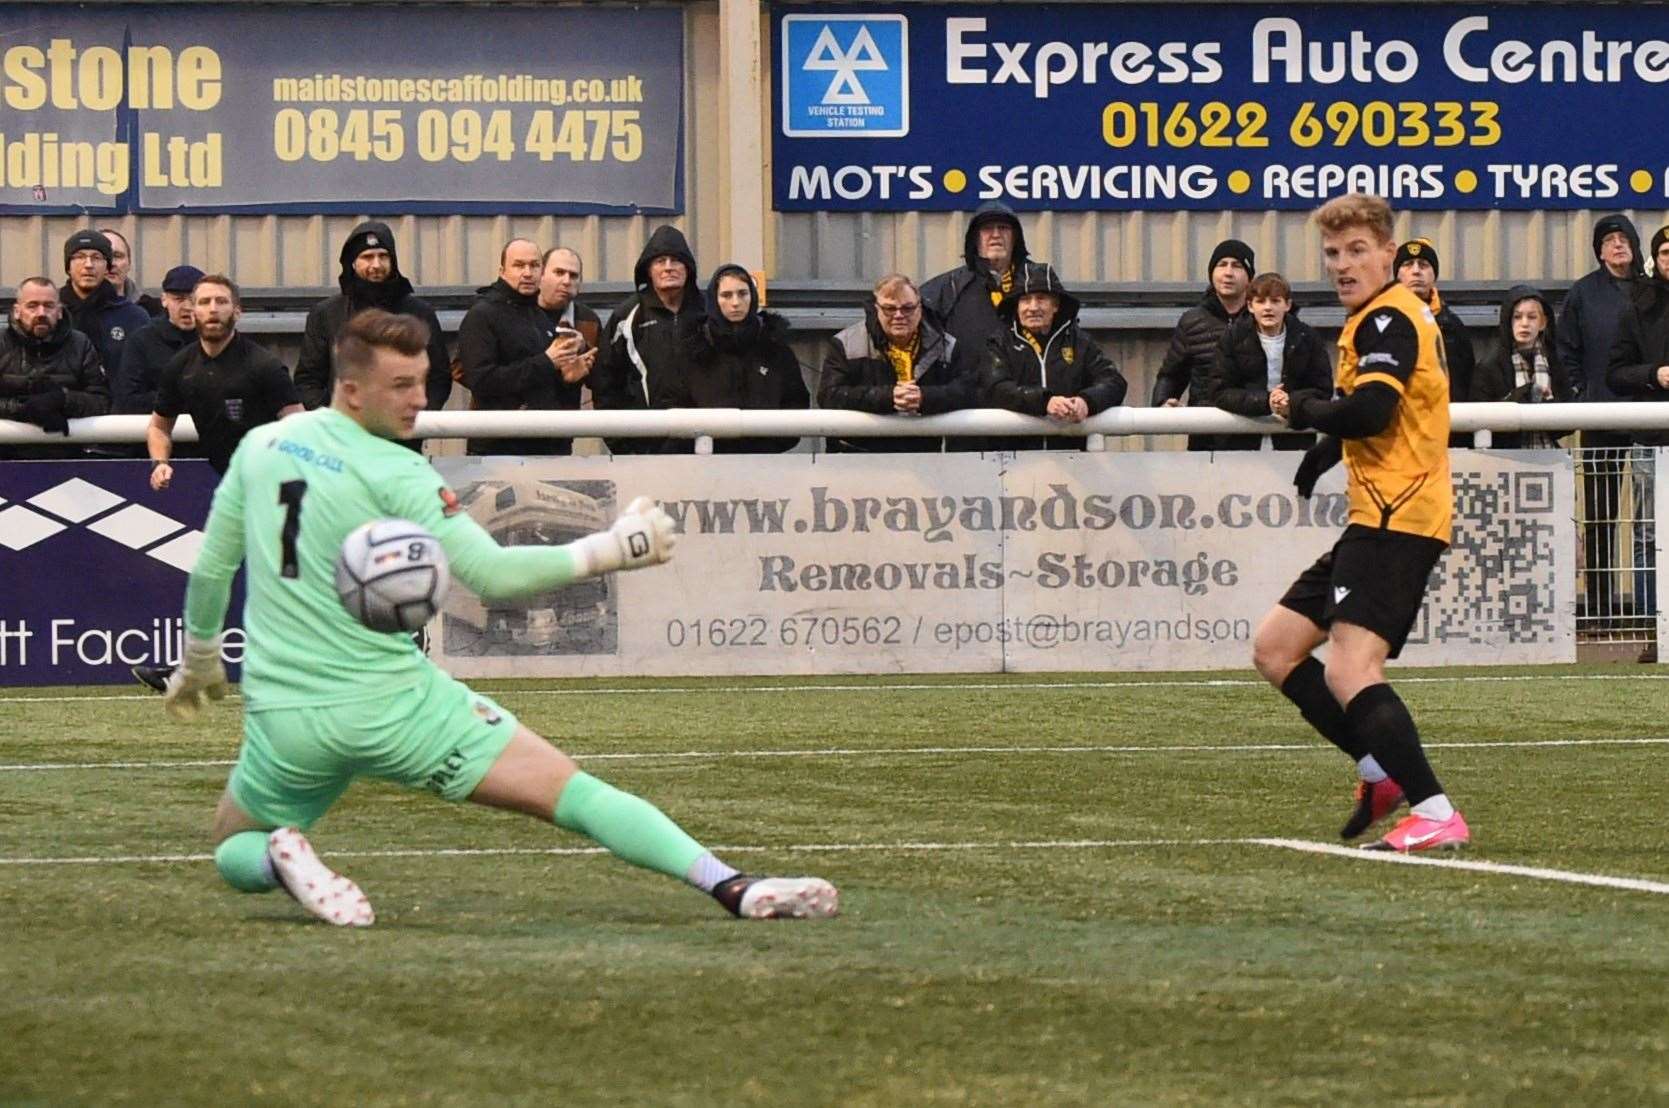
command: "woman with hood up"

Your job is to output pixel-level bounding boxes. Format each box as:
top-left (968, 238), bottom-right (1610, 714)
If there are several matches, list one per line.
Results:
top-left (1471, 286), bottom-right (1571, 449)
top-left (664, 265), bottom-right (809, 454)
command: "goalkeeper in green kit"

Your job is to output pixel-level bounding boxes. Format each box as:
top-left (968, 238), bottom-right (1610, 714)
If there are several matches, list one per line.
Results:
top-left (167, 309), bottom-right (837, 926)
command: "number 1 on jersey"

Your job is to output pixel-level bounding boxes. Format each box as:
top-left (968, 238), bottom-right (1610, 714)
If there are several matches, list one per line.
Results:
top-left (278, 479), bottom-right (308, 578)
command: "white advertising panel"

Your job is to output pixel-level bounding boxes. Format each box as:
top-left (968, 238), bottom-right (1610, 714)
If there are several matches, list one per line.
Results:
top-left (431, 451), bottom-right (1574, 677)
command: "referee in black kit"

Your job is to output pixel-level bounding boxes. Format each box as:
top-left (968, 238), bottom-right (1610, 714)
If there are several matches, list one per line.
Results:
top-left (134, 274), bottom-right (303, 692)
top-left (145, 274), bottom-right (302, 487)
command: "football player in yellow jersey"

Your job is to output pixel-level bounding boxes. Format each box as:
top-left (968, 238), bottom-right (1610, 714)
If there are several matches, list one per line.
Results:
top-left (1252, 193), bottom-right (1470, 854)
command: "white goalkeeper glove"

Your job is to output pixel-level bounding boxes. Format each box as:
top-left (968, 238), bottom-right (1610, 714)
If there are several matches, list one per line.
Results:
top-left (163, 633), bottom-right (229, 722)
top-left (571, 496), bottom-right (678, 576)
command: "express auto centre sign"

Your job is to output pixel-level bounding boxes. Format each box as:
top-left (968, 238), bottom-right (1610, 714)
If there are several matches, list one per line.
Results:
top-left (773, 2), bottom-right (1669, 210)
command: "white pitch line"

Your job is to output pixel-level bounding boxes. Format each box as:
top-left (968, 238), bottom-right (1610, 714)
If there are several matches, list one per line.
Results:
top-left (6, 735), bottom-right (1669, 774)
top-left (0, 837), bottom-right (1219, 867)
top-left (1249, 838), bottom-right (1669, 896)
top-left (6, 836), bottom-right (1668, 897)
top-left (2, 670), bottom-right (1666, 706)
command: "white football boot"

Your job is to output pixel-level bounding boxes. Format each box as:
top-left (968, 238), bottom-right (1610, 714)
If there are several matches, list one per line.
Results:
top-left (715, 875), bottom-right (840, 919)
top-left (267, 827), bottom-right (375, 927)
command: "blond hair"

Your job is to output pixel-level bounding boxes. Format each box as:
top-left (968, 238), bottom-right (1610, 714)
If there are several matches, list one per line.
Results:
top-left (1312, 193), bottom-right (1395, 243)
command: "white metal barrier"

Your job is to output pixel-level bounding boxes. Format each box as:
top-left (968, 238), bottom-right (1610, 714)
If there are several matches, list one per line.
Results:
top-left (3, 402), bottom-right (1668, 449)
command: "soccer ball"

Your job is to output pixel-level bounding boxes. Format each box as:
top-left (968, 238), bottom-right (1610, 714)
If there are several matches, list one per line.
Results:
top-left (335, 519), bottom-right (450, 633)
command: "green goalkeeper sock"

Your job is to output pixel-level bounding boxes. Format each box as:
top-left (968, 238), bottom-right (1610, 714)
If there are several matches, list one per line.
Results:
top-left (214, 830), bottom-right (280, 893)
top-left (552, 771), bottom-right (706, 880)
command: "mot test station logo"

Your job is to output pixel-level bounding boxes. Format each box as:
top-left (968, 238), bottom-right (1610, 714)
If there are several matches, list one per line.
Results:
top-left (782, 14), bottom-right (908, 137)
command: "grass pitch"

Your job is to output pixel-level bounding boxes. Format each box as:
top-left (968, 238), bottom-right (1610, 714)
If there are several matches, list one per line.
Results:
top-left (3, 666), bottom-right (1668, 1105)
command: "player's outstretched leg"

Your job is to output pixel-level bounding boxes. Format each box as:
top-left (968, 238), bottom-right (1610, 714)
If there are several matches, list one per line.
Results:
top-left (1253, 605), bottom-right (1404, 838)
top-left (1327, 625), bottom-right (1468, 853)
top-left (469, 726), bottom-right (838, 920)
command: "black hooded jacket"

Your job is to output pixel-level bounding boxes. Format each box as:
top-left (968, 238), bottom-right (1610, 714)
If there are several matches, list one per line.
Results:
top-left (819, 303), bottom-right (977, 453)
top-left (980, 263), bottom-right (1127, 451)
top-left (664, 266), bottom-right (810, 454)
top-left (1207, 311), bottom-right (1333, 451)
top-left (1558, 213), bottom-right (1645, 405)
top-left (1150, 290), bottom-right (1248, 451)
top-left (456, 276), bottom-right (597, 456)
top-left (1606, 274), bottom-right (1669, 446)
top-left (594, 224), bottom-right (706, 454)
top-left (294, 220), bottom-right (451, 412)
top-left (920, 201), bottom-right (1031, 355)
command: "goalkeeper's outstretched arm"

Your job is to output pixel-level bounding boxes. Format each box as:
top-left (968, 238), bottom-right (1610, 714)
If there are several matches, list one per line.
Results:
top-left (434, 496), bottom-right (678, 604)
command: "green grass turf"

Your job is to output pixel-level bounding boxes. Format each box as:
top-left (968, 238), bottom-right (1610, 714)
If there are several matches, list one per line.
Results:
top-left (3, 666), bottom-right (1667, 1105)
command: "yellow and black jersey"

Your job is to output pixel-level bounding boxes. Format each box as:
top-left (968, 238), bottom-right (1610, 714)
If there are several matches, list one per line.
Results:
top-left (1335, 281), bottom-right (1452, 543)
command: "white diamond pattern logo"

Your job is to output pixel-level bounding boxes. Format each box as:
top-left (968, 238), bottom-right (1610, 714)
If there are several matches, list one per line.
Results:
top-left (1, 478), bottom-right (202, 570)
top-left (87, 503), bottom-right (186, 549)
top-left (28, 477), bottom-right (124, 522)
top-left (147, 530), bottom-right (205, 573)
top-left (0, 505), bottom-right (67, 550)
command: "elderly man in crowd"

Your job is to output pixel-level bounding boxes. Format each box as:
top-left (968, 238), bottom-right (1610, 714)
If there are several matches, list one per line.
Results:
top-left (819, 273), bottom-right (976, 453)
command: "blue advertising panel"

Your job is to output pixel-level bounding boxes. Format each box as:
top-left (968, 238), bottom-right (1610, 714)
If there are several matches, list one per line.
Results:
top-left (773, 3), bottom-right (1669, 211)
top-left (0, 4), bottom-right (682, 214)
top-left (0, 460), bottom-right (242, 685)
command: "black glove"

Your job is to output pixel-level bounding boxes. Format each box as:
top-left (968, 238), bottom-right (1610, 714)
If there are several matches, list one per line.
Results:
top-left (20, 387), bottom-right (69, 434)
top-left (1293, 435), bottom-right (1343, 498)
top-left (1283, 388), bottom-right (1327, 432)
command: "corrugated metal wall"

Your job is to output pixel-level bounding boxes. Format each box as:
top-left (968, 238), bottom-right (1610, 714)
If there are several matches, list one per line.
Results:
top-left (2, 2), bottom-right (1665, 291)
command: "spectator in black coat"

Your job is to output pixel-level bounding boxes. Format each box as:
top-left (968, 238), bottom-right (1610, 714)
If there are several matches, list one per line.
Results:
top-left (664, 265), bottom-right (809, 454)
top-left (1152, 238), bottom-right (1254, 450)
top-left (58, 228), bottom-right (151, 377)
top-left (456, 238), bottom-right (592, 456)
top-left (113, 265), bottom-right (203, 415)
top-left (980, 262), bottom-right (1126, 451)
top-left (1394, 238), bottom-right (1477, 446)
top-left (1606, 225), bottom-right (1669, 632)
top-left (594, 224), bottom-right (705, 455)
top-left (1208, 272), bottom-right (1333, 451)
top-left (819, 274), bottom-right (977, 453)
top-left (1560, 213), bottom-right (1645, 622)
top-left (1470, 285), bottom-right (1571, 449)
top-left (664, 266), bottom-right (814, 453)
top-left (0, 277), bottom-right (108, 458)
top-left (920, 201), bottom-right (1031, 356)
top-left (294, 221), bottom-right (450, 413)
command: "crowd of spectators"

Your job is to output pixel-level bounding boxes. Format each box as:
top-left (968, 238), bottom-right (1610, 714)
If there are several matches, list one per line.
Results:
top-left (2, 213), bottom-right (1663, 647)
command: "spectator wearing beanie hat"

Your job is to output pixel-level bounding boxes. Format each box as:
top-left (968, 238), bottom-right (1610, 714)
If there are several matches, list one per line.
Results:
top-left (1151, 237), bottom-right (1254, 451)
top-left (112, 265), bottom-right (205, 416)
top-left (1604, 222), bottom-right (1669, 648)
top-left (59, 228), bottom-right (151, 376)
top-left (1394, 237), bottom-right (1476, 444)
top-left (1559, 212), bottom-right (1645, 624)
top-left (294, 220), bottom-right (451, 415)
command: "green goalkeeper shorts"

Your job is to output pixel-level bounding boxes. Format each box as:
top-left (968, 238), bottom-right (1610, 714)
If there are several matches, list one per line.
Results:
top-left (228, 665), bottom-right (520, 829)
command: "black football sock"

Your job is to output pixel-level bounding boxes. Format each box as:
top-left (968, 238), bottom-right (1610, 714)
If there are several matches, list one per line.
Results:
top-left (1279, 657), bottom-right (1370, 760)
top-left (1343, 683), bottom-right (1443, 806)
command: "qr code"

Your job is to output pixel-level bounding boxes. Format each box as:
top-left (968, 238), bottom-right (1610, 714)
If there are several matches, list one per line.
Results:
top-left (1406, 467), bottom-right (1563, 646)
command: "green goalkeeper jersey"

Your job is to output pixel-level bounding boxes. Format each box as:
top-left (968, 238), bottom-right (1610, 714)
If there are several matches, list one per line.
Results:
top-left (184, 407), bottom-right (583, 709)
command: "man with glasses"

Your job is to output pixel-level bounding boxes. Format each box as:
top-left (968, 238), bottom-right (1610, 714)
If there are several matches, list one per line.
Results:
top-left (818, 273), bottom-right (976, 452)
